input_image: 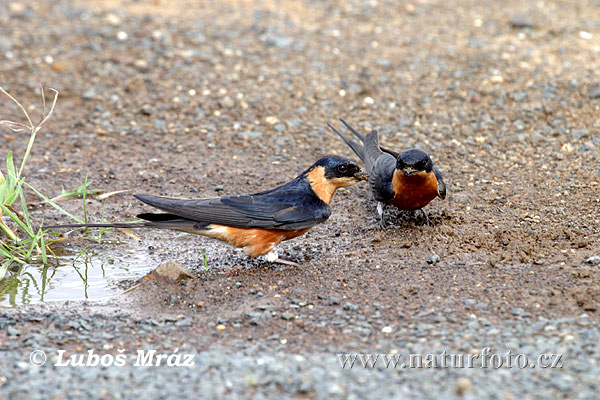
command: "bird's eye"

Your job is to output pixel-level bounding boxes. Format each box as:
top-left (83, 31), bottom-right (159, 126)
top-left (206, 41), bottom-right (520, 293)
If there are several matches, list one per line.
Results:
top-left (337, 164), bottom-right (348, 174)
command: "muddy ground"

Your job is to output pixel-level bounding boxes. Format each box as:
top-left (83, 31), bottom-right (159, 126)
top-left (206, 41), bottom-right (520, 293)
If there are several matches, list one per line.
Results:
top-left (1, 0), bottom-right (600, 398)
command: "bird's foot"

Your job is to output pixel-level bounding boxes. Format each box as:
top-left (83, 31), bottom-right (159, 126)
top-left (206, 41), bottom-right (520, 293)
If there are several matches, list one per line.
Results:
top-left (416, 209), bottom-right (430, 226)
top-left (264, 250), bottom-right (300, 267)
top-left (377, 202), bottom-right (387, 230)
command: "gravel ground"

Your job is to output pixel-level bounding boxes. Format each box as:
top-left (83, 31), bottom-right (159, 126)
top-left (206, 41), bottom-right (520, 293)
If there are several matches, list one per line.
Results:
top-left (1, 0), bottom-right (600, 398)
top-left (2, 306), bottom-right (599, 399)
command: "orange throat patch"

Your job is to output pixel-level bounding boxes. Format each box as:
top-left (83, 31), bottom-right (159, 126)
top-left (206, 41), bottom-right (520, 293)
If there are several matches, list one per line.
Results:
top-left (306, 166), bottom-right (358, 204)
top-left (390, 170), bottom-right (439, 210)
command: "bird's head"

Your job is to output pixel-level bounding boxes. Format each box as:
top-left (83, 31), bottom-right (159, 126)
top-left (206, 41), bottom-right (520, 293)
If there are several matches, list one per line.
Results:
top-left (305, 155), bottom-right (368, 203)
top-left (396, 149), bottom-right (433, 176)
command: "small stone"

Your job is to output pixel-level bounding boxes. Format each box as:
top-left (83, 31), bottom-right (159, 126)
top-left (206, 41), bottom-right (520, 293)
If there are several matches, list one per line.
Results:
top-left (343, 302), bottom-right (359, 311)
top-left (512, 91), bottom-right (527, 101)
top-left (216, 324), bottom-right (226, 330)
top-left (561, 143), bottom-right (574, 153)
top-left (239, 131), bottom-right (262, 138)
top-left (328, 297), bottom-right (340, 306)
top-left (511, 307), bottom-right (524, 316)
top-left (281, 313), bottom-right (294, 321)
top-left (105, 13), bottom-right (121, 25)
top-left (149, 262), bottom-right (194, 283)
top-left (573, 129), bottom-right (589, 139)
top-left (510, 16), bottom-right (535, 29)
top-left (265, 36), bottom-right (293, 48)
top-left (381, 326), bottom-right (393, 333)
top-left (214, 185), bottom-right (224, 192)
top-left (454, 377), bottom-right (474, 395)
top-left (589, 85), bottom-right (600, 99)
top-left (133, 59), bottom-right (149, 72)
top-left (426, 254), bottom-right (441, 264)
top-left (139, 104), bottom-right (153, 115)
top-left (175, 317), bottom-right (192, 327)
top-left (265, 116), bottom-right (279, 125)
top-left (9, 3), bottom-right (26, 13)
top-left (82, 90), bottom-right (97, 100)
top-left (219, 96), bottom-right (234, 108)
top-left (585, 256), bottom-right (600, 265)
top-left (7, 326), bottom-right (20, 336)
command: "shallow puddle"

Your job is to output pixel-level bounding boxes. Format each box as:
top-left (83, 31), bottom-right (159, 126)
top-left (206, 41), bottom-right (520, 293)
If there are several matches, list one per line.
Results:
top-left (0, 249), bottom-right (155, 308)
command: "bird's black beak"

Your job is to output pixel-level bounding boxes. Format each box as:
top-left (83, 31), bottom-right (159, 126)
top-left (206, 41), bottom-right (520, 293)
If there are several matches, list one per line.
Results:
top-left (354, 171), bottom-right (369, 181)
top-left (401, 167), bottom-right (420, 176)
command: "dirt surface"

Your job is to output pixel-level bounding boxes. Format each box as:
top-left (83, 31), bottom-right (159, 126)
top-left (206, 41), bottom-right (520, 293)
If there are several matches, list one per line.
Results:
top-left (1, 0), bottom-right (600, 398)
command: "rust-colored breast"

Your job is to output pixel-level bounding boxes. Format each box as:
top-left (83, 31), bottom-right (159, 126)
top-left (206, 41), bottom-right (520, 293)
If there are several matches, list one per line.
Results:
top-left (390, 170), bottom-right (439, 210)
top-left (203, 225), bottom-right (311, 257)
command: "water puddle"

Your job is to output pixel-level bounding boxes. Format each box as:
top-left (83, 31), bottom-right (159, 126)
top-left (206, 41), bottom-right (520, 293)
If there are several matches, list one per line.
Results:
top-left (0, 249), bottom-right (156, 308)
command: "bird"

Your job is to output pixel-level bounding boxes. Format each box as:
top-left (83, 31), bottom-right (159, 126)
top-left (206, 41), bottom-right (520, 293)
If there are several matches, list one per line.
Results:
top-left (46, 155), bottom-right (368, 266)
top-left (327, 119), bottom-right (446, 225)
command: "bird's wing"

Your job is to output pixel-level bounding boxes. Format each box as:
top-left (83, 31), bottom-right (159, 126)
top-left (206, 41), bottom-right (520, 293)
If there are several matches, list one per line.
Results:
top-left (368, 154), bottom-right (397, 202)
top-left (134, 193), bottom-right (329, 231)
top-left (362, 130), bottom-right (386, 174)
top-left (327, 123), bottom-right (364, 161)
top-left (362, 130), bottom-right (397, 202)
top-left (433, 167), bottom-right (446, 199)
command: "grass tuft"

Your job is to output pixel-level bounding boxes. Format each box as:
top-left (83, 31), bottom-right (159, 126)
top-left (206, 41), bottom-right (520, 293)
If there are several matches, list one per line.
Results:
top-left (0, 86), bottom-right (96, 278)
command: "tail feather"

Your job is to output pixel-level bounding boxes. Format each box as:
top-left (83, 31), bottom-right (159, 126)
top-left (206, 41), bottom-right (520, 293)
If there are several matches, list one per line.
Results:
top-left (44, 214), bottom-right (204, 232)
top-left (339, 119), bottom-right (366, 143)
top-left (327, 123), bottom-right (365, 161)
top-left (44, 222), bottom-right (150, 230)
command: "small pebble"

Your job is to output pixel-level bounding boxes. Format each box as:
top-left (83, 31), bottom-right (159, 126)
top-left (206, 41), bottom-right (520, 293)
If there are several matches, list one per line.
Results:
top-left (454, 377), bottom-right (474, 395)
top-left (82, 90), bottom-right (97, 100)
top-left (585, 256), bottom-right (600, 265)
top-left (265, 116), bottom-right (279, 125)
top-left (426, 254), bottom-right (441, 264)
top-left (589, 86), bottom-right (600, 99)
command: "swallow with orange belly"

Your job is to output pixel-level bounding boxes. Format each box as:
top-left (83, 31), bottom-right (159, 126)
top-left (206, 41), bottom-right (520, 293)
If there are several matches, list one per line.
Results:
top-left (328, 120), bottom-right (446, 225)
top-left (47, 155), bottom-right (368, 265)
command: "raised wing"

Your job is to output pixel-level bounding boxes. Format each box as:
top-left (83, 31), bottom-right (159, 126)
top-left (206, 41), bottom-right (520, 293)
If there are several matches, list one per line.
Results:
top-left (360, 131), bottom-right (396, 202)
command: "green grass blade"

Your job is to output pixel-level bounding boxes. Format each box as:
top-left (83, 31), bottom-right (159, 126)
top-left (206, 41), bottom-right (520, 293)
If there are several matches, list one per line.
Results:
top-left (6, 150), bottom-right (16, 179)
top-left (3, 152), bottom-right (20, 206)
top-left (82, 173), bottom-right (89, 235)
top-left (0, 219), bottom-right (18, 241)
top-left (19, 185), bottom-right (32, 230)
top-left (201, 249), bottom-right (208, 269)
top-left (0, 260), bottom-right (9, 280)
top-left (39, 228), bottom-right (47, 264)
top-left (24, 182), bottom-right (85, 224)
top-left (0, 203), bottom-right (34, 237)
